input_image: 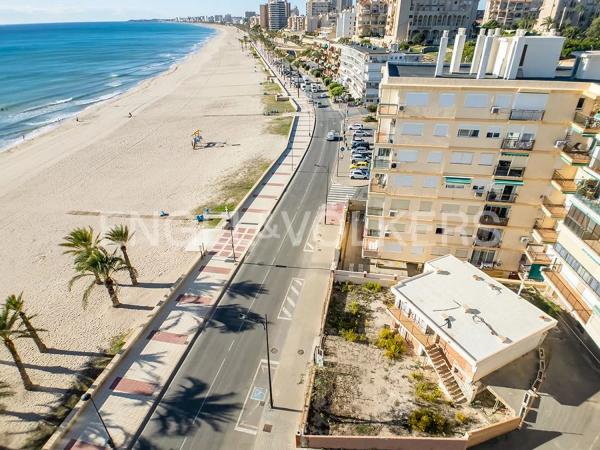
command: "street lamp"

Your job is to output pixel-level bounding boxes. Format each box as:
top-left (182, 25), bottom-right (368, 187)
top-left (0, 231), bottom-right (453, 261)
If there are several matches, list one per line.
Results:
top-left (81, 393), bottom-right (116, 450)
top-left (315, 163), bottom-right (330, 225)
top-left (240, 313), bottom-right (274, 409)
top-left (225, 206), bottom-right (237, 263)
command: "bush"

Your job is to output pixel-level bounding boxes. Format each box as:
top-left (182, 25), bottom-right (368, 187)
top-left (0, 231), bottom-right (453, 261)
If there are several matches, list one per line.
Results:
top-left (366, 104), bottom-right (377, 113)
top-left (408, 408), bottom-right (450, 434)
top-left (362, 281), bottom-right (381, 293)
top-left (410, 371), bottom-right (424, 381)
top-left (415, 381), bottom-right (443, 403)
top-left (375, 328), bottom-right (407, 360)
top-left (348, 300), bottom-right (361, 316)
top-left (340, 328), bottom-right (358, 342)
top-left (363, 115), bottom-right (377, 123)
top-left (455, 411), bottom-right (470, 425)
top-left (323, 77), bottom-right (332, 86)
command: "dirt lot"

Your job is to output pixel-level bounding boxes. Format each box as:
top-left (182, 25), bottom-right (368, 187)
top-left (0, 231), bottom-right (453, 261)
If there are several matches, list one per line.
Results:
top-left (307, 282), bottom-right (512, 437)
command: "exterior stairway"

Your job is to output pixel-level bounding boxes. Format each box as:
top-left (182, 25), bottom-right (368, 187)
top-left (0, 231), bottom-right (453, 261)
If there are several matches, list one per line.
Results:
top-left (426, 345), bottom-right (467, 404)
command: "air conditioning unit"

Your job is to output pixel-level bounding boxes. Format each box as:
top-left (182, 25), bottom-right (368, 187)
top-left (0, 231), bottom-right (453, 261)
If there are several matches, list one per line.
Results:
top-left (474, 191), bottom-right (484, 198)
top-left (398, 105), bottom-right (405, 111)
top-left (554, 140), bottom-right (567, 148)
top-left (520, 236), bottom-right (530, 244)
top-left (391, 162), bottom-right (397, 168)
top-left (384, 231), bottom-right (391, 237)
top-left (389, 210), bottom-right (398, 217)
top-left (490, 106), bottom-right (501, 114)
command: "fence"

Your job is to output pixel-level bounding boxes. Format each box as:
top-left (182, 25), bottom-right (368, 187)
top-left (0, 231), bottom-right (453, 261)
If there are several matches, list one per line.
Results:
top-left (333, 269), bottom-right (404, 287)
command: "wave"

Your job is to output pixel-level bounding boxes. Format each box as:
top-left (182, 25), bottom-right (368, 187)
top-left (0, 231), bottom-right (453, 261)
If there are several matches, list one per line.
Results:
top-left (21, 97), bottom-right (73, 114)
top-left (25, 112), bottom-right (76, 127)
top-left (106, 80), bottom-right (123, 88)
top-left (74, 91), bottom-right (122, 106)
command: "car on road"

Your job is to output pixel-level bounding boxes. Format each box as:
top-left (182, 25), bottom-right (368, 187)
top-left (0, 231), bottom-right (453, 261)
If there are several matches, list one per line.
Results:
top-left (326, 131), bottom-right (336, 141)
top-left (350, 169), bottom-right (369, 179)
top-left (348, 123), bottom-right (364, 131)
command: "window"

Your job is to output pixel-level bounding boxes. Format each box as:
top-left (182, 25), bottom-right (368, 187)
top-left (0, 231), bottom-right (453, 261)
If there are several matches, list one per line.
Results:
top-left (457, 127), bottom-right (480, 138)
top-left (455, 248), bottom-right (469, 258)
top-left (383, 242), bottom-right (403, 253)
top-left (493, 94), bottom-right (512, 108)
top-left (450, 151), bottom-right (474, 164)
top-left (416, 224), bottom-right (428, 234)
top-left (400, 123), bottom-right (424, 136)
top-left (460, 227), bottom-right (474, 237)
top-left (439, 93), bottom-right (455, 107)
top-left (464, 93), bottom-right (489, 108)
top-left (397, 150), bottom-right (419, 162)
top-left (466, 205), bottom-right (481, 215)
top-left (418, 201), bottom-right (433, 212)
top-left (392, 175), bottom-right (414, 187)
top-left (427, 151), bottom-right (443, 163)
top-left (486, 126), bottom-right (501, 138)
top-left (405, 92), bottom-right (429, 106)
top-left (390, 199), bottom-right (410, 210)
top-left (388, 222), bottom-right (406, 232)
top-left (423, 176), bottom-right (438, 188)
top-left (513, 92), bottom-right (548, 110)
top-left (576, 97), bottom-right (585, 111)
top-left (441, 203), bottom-right (460, 213)
top-left (435, 227), bottom-right (444, 235)
top-left (377, 148), bottom-right (391, 157)
top-left (555, 242), bottom-right (600, 297)
top-left (479, 153), bottom-right (495, 166)
top-left (433, 124), bottom-right (449, 137)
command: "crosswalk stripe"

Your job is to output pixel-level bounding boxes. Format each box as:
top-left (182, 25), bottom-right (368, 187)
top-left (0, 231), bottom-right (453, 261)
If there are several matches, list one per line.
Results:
top-left (328, 183), bottom-right (358, 204)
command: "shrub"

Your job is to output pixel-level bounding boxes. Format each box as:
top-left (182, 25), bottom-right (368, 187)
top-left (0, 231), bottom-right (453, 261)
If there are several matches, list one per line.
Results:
top-left (455, 411), bottom-right (470, 425)
top-left (366, 104), bottom-right (377, 113)
top-left (340, 328), bottom-right (358, 342)
top-left (410, 371), bottom-right (424, 382)
top-left (363, 115), bottom-right (377, 123)
top-left (323, 77), bottom-right (332, 86)
top-left (348, 300), bottom-right (361, 316)
top-left (408, 408), bottom-right (450, 434)
top-left (415, 381), bottom-right (443, 403)
top-left (340, 281), bottom-right (355, 293)
top-left (362, 281), bottom-right (381, 293)
top-left (375, 328), bottom-right (407, 360)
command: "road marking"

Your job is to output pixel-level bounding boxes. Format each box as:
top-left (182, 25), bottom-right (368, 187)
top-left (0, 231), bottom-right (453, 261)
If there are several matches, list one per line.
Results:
top-left (278, 278), bottom-right (305, 320)
top-left (228, 340), bottom-right (235, 352)
top-left (234, 360), bottom-right (264, 435)
top-left (303, 212), bottom-right (321, 253)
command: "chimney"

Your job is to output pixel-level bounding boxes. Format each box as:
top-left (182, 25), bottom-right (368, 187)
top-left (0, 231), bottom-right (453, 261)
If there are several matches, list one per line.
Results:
top-left (450, 28), bottom-right (466, 73)
top-left (470, 28), bottom-right (486, 74)
top-left (435, 30), bottom-right (449, 77)
top-left (476, 29), bottom-right (495, 79)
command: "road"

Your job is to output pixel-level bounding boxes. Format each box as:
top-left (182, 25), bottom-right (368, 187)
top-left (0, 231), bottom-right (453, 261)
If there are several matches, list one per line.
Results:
top-left (133, 99), bottom-right (342, 450)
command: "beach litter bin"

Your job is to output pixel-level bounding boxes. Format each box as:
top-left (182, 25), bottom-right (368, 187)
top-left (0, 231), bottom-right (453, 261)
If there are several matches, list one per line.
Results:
top-left (196, 215), bottom-right (204, 223)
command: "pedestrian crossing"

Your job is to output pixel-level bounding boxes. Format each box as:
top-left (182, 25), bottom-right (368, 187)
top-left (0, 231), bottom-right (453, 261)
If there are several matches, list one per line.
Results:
top-left (328, 183), bottom-right (358, 204)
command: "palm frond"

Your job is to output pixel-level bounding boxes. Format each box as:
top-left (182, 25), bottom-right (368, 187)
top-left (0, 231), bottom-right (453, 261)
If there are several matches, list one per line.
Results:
top-left (81, 279), bottom-right (97, 309)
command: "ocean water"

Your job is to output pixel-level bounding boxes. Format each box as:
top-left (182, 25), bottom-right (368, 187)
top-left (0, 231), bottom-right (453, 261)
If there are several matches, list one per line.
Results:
top-left (0, 21), bottom-right (214, 151)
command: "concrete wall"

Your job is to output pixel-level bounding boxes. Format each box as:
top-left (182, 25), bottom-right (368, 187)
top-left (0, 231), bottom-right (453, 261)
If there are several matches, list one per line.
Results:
top-left (334, 270), bottom-right (403, 287)
top-left (296, 435), bottom-right (467, 449)
top-left (465, 416), bottom-right (521, 448)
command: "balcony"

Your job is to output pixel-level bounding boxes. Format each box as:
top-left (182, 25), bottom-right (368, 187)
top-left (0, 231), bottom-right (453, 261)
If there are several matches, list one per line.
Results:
top-left (525, 246), bottom-right (552, 265)
top-left (486, 191), bottom-right (518, 203)
top-left (510, 109), bottom-right (544, 121)
top-left (378, 104), bottom-right (398, 116)
top-left (572, 111), bottom-right (600, 133)
top-left (369, 179), bottom-right (386, 193)
top-left (544, 269), bottom-right (592, 323)
top-left (500, 138), bottom-right (535, 151)
top-left (474, 229), bottom-right (503, 248)
top-left (541, 197), bottom-right (566, 219)
top-left (388, 306), bottom-right (437, 348)
top-left (366, 207), bottom-right (383, 217)
top-left (551, 170), bottom-right (578, 194)
top-left (479, 214), bottom-right (509, 226)
top-left (376, 132), bottom-right (394, 144)
top-left (533, 221), bottom-right (558, 244)
top-left (373, 158), bottom-right (391, 169)
top-left (560, 142), bottom-right (591, 166)
top-left (494, 166), bottom-right (525, 178)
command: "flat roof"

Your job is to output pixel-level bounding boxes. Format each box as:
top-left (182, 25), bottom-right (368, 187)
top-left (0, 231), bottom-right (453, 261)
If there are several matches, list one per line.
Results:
top-left (386, 62), bottom-right (597, 83)
top-left (392, 255), bottom-right (557, 363)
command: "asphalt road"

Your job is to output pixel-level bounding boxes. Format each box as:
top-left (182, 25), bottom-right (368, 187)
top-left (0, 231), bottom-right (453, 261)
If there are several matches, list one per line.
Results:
top-left (133, 101), bottom-right (342, 450)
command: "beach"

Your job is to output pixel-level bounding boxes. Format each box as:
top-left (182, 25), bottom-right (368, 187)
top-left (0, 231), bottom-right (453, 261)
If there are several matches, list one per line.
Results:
top-left (0, 24), bottom-right (287, 448)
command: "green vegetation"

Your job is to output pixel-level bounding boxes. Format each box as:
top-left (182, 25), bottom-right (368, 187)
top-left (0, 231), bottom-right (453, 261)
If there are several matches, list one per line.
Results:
top-left (363, 115), bottom-right (377, 123)
top-left (366, 104), bottom-right (377, 113)
top-left (327, 283), bottom-right (369, 343)
top-left (354, 423), bottom-right (381, 435)
top-left (108, 330), bottom-right (130, 356)
top-left (519, 287), bottom-right (562, 319)
top-left (415, 381), bottom-right (443, 403)
top-left (410, 371), bottom-right (425, 382)
top-left (455, 411), bottom-right (470, 425)
top-left (266, 115), bottom-right (293, 136)
top-left (408, 408), bottom-right (451, 434)
top-left (375, 327), bottom-right (407, 360)
top-left (362, 281), bottom-right (382, 293)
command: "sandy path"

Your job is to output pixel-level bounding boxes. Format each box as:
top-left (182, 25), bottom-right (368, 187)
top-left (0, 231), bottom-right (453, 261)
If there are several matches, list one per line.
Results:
top-left (0, 25), bottom-right (286, 448)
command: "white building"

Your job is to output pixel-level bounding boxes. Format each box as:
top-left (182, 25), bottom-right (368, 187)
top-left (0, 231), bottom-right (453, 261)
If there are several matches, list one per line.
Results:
top-left (336, 8), bottom-right (356, 39)
top-left (268, 0), bottom-right (290, 30)
top-left (288, 15), bottom-right (306, 32)
top-left (338, 44), bottom-right (421, 104)
top-left (390, 255), bottom-right (557, 402)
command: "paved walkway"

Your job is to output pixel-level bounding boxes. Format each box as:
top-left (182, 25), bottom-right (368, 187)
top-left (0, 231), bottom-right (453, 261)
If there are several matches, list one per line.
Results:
top-left (50, 43), bottom-right (316, 450)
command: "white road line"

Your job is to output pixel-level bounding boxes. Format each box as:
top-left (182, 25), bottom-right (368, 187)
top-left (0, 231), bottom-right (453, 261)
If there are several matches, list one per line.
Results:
top-left (228, 340), bottom-right (235, 352)
top-left (277, 277), bottom-right (304, 320)
top-left (234, 360), bottom-right (264, 435)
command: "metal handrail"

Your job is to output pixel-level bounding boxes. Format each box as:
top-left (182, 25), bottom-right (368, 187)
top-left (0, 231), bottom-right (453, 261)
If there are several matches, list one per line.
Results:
top-left (500, 138), bottom-right (535, 150)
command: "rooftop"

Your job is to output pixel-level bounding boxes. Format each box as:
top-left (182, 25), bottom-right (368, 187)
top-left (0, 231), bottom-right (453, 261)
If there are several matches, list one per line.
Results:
top-left (392, 255), bottom-right (557, 363)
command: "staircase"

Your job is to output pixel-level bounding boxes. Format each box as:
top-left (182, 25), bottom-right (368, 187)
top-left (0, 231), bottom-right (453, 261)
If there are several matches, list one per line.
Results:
top-left (425, 345), bottom-right (467, 404)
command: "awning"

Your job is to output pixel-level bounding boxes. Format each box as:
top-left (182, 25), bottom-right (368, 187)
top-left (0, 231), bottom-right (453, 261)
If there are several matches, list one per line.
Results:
top-left (444, 176), bottom-right (472, 184)
top-left (494, 179), bottom-right (524, 186)
top-left (501, 152), bottom-right (529, 157)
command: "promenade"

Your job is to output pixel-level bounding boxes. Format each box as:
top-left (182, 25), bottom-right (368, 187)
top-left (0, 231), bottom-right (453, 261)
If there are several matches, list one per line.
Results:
top-left (47, 40), bottom-right (318, 450)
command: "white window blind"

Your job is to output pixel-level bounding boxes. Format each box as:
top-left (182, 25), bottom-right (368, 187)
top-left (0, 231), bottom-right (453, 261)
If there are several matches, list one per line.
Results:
top-left (427, 151), bottom-right (443, 163)
top-left (464, 93), bottom-right (489, 108)
top-left (392, 175), bottom-right (414, 187)
top-left (397, 150), bottom-right (419, 162)
top-left (441, 203), bottom-right (460, 213)
top-left (405, 92), bottom-right (429, 106)
top-left (390, 199), bottom-right (410, 210)
top-left (439, 93), bottom-right (455, 107)
top-left (479, 153), bottom-right (495, 166)
top-left (400, 123), bottom-right (424, 136)
top-left (466, 205), bottom-right (481, 215)
top-left (422, 176), bottom-right (438, 188)
top-left (419, 201), bottom-right (433, 212)
top-left (450, 152), bottom-right (474, 164)
top-left (493, 94), bottom-right (512, 108)
top-left (433, 124), bottom-right (449, 136)
top-left (513, 93), bottom-right (548, 110)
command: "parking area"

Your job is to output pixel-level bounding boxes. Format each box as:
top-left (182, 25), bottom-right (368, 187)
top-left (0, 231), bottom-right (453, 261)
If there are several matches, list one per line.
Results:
top-left (331, 118), bottom-right (376, 188)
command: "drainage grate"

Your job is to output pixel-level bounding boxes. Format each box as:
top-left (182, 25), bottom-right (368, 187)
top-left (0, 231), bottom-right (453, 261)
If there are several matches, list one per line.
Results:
top-left (263, 424), bottom-right (273, 433)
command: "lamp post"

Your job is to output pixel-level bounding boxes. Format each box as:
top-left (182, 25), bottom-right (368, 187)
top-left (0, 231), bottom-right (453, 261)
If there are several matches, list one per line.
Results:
top-left (225, 206), bottom-right (237, 263)
top-left (315, 163), bottom-right (330, 224)
top-left (240, 313), bottom-right (274, 409)
top-left (81, 393), bottom-right (116, 450)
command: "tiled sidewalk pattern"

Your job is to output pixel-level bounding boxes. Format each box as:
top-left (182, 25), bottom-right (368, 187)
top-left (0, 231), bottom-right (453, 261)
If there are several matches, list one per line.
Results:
top-left (53, 44), bottom-right (316, 450)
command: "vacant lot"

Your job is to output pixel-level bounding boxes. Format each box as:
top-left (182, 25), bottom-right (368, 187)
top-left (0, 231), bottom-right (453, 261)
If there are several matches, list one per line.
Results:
top-left (307, 282), bottom-right (511, 437)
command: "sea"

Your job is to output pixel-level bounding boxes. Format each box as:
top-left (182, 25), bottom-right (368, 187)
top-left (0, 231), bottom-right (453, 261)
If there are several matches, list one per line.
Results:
top-left (0, 21), bottom-right (215, 151)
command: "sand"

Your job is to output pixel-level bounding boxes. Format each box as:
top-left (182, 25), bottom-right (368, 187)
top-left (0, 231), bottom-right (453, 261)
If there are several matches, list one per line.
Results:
top-left (0, 24), bottom-right (287, 448)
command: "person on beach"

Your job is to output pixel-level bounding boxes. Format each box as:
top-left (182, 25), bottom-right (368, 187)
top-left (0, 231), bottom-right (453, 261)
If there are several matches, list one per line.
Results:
top-left (128, 112), bottom-right (133, 118)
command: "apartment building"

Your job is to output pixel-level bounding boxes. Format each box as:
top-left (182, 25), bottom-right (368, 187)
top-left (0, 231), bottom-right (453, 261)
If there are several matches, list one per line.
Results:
top-left (364, 30), bottom-right (600, 278)
top-left (249, 16), bottom-right (261, 28)
top-left (338, 44), bottom-right (421, 103)
top-left (259, 4), bottom-right (270, 29)
top-left (336, 8), bottom-right (357, 39)
top-left (356, 0), bottom-right (390, 37)
top-left (536, 0), bottom-right (599, 30)
top-left (268, 0), bottom-right (291, 30)
top-left (483, 0), bottom-right (542, 28)
top-left (288, 15), bottom-right (307, 32)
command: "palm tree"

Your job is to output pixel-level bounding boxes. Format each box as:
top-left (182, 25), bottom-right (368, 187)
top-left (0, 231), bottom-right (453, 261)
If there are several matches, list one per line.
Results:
top-left (541, 16), bottom-right (555, 31)
top-left (69, 248), bottom-right (129, 307)
top-left (574, 3), bottom-right (585, 26)
top-left (5, 294), bottom-right (46, 353)
top-left (0, 303), bottom-right (34, 390)
top-left (61, 227), bottom-right (102, 284)
top-left (105, 224), bottom-right (138, 285)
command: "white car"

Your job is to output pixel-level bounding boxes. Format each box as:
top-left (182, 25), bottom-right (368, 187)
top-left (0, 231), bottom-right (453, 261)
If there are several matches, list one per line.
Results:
top-left (351, 154), bottom-right (371, 163)
top-left (353, 130), bottom-right (370, 137)
top-left (320, 92), bottom-right (328, 98)
top-left (326, 131), bottom-right (335, 141)
top-left (348, 123), bottom-right (364, 131)
top-left (350, 169), bottom-right (369, 180)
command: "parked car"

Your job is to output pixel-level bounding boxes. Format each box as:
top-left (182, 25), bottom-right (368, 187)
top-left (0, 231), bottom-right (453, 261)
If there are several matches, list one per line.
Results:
top-left (326, 131), bottom-right (336, 141)
top-left (351, 141), bottom-right (370, 150)
top-left (311, 84), bottom-right (319, 93)
top-left (348, 123), bottom-right (364, 131)
top-left (351, 154), bottom-right (371, 164)
top-left (350, 161), bottom-right (369, 169)
top-left (353, 130), bottom-right (371, 138)
top-left (352, 150), bottom-right (372, 158)
top-left (320, 92), bottom-right (328, 98)
top-left (350, 169), bottom-right (369, 180)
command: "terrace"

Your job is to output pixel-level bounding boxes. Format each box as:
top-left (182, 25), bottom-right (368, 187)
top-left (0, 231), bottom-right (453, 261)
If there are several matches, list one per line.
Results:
top-left (551, 170), bottom-right (578, 194)
top-left (572, 111), bottom-right (600, 132)
top-left (560, 142), bottom-right (592, 166)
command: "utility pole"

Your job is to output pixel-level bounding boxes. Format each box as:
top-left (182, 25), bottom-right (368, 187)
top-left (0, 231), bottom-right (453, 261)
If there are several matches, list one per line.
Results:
top-left (315, 163), bottom-right (330, 224)
top-left (264, 313), bottom-right (274, 409)
top-left (81, 393), bottom-right (116, 449)
top-left (225, 206), bottom-right (236, 263)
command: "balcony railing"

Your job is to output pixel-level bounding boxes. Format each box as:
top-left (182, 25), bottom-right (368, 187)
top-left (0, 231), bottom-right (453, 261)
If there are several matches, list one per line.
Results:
top-left (573, 111), bottom-right (600, 130)
top-left (373, 158), bottom-right (390, 169)
top-left (510, 109), bottom-right (544, 121)
top-left (544, 269), bottom-right (592, 323)
top-left (525, 246), bottom-right (552, 265)
top-left (500, 138), bottom-right (535, 151)
top-left (541, 196), bottom-right (566, 218)
top-left (366, 207), bottom-right (383, 217)
top-left (561, 142), bottom-right (592, 165)
top-left (479, 214), bottom-right (510, 226)
top-left (376, 132), bottom-right (394, 144)
top-left (486, 191), bottom-right (518, 203)
top-left (533, 221), bottom-right (558, 243)
top-left (388, 306), bottom-right (437, 348)
top-left (494, 166), bottom-right (525, 178)
top-left (378, 104), bottom-right (398, 115)
top-left (552, 170), bottom-right (578, 193)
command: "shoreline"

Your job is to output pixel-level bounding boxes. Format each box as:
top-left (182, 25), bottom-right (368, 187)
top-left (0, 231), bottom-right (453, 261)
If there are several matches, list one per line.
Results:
top-left (0, 22), bottom-right (218, 155)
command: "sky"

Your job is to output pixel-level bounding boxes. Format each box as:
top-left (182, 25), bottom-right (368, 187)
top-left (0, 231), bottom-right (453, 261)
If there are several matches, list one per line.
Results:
top-left (0, 0), bottom-right (303, 24)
